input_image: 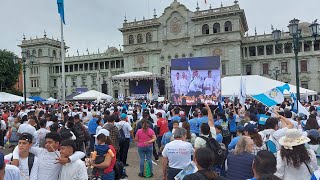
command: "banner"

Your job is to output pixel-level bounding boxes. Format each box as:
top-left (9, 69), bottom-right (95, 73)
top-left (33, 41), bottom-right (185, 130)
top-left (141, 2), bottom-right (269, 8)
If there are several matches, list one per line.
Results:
top-left (170, 56), bottom-right (221, 105)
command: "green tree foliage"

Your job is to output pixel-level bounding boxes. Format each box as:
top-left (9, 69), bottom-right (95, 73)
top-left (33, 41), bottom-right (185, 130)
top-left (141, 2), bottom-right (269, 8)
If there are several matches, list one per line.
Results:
top-left (0, 49), bottom-right (20, 92)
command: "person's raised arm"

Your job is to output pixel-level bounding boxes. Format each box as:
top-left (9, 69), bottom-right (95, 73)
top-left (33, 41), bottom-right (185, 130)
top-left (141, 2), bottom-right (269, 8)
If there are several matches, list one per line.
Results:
top-left (205, 104), bottom-right (215, 128)
top-left (273, 110), bottom-right (293, 129)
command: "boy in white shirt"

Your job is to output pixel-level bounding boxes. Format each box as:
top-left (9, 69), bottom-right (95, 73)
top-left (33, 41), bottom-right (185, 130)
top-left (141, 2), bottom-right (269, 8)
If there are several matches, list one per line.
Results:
top-left (12, 132), bottom-right (85, 180)
top-left (59, 140), bottom-right (88, 180)
top-left (17, 133), bottom-right (39, 180)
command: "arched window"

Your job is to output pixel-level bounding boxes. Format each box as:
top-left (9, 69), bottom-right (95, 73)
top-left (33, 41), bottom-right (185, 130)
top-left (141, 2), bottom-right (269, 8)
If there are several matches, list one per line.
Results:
top-left (161, 67), bottom-right (165, 76)
top-left (202, 24), bottom-right (209, 34)
top-left (146, 32), bottom-right (152, 42)
top-left (38, 49), bottom-right (43, 57)
top-left (224, 21), bottom-right (232, 32)
top-left (213, 23), bottom-right (220, 33)
top-left (137, 34), bottom-right (143, 43)
top-left (53, 50), bottom-right (57, 58)
top-left (32, 50), bottom-right (36, 57)
top-left (128, 35), bottom-right (134, 44)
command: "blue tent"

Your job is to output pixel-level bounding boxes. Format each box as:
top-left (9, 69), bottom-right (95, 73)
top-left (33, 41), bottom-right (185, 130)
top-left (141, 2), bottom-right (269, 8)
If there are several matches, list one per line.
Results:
top-left (29, 96), bottom-right (46, 101)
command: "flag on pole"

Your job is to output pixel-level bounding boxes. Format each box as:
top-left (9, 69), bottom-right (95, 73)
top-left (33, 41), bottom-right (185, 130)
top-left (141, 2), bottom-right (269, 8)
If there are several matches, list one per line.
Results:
top-left (252, 84), bottom-right (290, 107)
top-left (291, 93), bottom-right (310, 116)
top-left (204, 0), bottom-right (207, 4)
top-left (238, 75), bottom-right (246, 105)
top-left (57, 0), bottom-right (65, 24)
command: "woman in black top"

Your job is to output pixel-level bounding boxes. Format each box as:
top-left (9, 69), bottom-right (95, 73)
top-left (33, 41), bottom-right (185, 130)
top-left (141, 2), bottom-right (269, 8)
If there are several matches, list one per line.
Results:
top-left (183, 148), bottom-right (227, 180)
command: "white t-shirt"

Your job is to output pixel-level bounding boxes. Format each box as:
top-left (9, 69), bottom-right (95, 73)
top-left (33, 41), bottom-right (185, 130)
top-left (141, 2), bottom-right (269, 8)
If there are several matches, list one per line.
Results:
top-left (180, 78), bottom-right (189, 95)
top-left (12, 146), bottom-right (85, 180)
top-left (59, 159), bottom-right (88, 180)
top-left (162, 140), bottom-right (194, 169)
top-left (19, 155), bottom-right (39, 180)
top-left (194, 127), bottom-right (217, 149)
top-left (4, 164), bottom-right (20, 180)
top-left (203, 77), bottom-right (214, 95)
top-left (18, 124), bottom-right (36, 136)
top-left (116, 121), bottom-right (133, 138)
top-left (33, 128), bottom-right (50, 147)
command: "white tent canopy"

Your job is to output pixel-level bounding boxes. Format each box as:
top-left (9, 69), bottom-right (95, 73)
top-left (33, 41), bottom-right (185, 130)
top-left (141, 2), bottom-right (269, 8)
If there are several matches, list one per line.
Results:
top-left (221, 75), bottom-right (317, 97)
top-left (46, 97), bottom-right (58, 104)
top-left (112, 71), bottom-right (162, 80)
top-left (73, 90), bottom-right (113, 101)
top-left (0, 92), bottom-right (34, 103)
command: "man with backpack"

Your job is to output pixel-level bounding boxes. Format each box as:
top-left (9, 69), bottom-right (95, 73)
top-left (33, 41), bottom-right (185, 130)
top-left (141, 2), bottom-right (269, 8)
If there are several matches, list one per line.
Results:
top-left (103, 114), bottom-right (120, 152)
top-left (16, 133), bottom-right (39, 179)
top-left (72, 114), bottom-right (88, 151)
top-left (116, 113), bottom-right (133, 166)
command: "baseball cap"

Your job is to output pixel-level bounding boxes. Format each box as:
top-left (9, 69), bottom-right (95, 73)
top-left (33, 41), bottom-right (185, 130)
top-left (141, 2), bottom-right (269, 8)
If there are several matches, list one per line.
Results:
top-left (19, 133), bottom-right (33, 143)
top-left (308, 129), bottom-right (320, 139)
top-left (94, 129), bottom-right (110, 137)
top-left (236, 124), bottom-right (245, 132)
top-left (244, 122), bottom-right (258, 133)
top-left (120, 113), bottom-right (127, 120)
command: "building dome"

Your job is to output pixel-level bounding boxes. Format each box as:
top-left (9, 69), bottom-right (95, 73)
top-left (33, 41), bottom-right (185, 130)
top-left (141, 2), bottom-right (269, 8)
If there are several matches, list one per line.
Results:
top-left (105, 46), bottom-right (119, 55)
top-left (298, 22), bottom-right (311, 35)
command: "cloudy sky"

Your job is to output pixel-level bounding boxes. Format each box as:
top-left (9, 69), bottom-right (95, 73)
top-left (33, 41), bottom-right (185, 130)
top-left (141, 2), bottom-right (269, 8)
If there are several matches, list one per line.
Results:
top-left (1, 0), bottom-right (319, 56)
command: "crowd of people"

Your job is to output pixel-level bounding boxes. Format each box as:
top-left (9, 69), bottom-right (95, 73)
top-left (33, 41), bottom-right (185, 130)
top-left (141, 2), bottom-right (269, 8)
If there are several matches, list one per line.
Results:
top-left (0, 98), bottom-right (319, 180)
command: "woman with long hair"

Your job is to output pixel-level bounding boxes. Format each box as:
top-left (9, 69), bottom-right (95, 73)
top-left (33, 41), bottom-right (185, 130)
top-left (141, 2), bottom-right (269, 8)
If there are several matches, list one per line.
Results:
top-left (134, 120), bottom-right (156, 178)
top-left (305, 115), bottom-right (320, 131)
top-left (226, 136), bottom-right (255, 180)
top-left (275, 129), bottom-right (318, 180)
top-left (183, 148), bottom-right (227, 180)
top-left (182, 122), bottom-right (192, 142)
top-left (244, 122), bottom-right (266, 155)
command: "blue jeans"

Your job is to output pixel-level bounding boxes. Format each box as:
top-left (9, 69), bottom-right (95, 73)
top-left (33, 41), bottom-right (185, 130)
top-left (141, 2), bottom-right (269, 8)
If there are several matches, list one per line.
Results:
top-left (138, 146), bottom-right (153, 174)
top-left (100, 171), bottom-right (115, 180)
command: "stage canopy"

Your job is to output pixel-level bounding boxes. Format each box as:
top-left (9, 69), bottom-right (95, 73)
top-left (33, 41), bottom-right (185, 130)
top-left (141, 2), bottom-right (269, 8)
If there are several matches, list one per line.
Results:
top-left (0, 92), bottom-right (34, 103)
top-left (221, 75), bottom-right (317, 97)
top-left (112, 71), bottom-right (162, 80)
top-left (73, 90), bottom-right (113, 101)
top-left (29, 96), bottom-right (46, 101)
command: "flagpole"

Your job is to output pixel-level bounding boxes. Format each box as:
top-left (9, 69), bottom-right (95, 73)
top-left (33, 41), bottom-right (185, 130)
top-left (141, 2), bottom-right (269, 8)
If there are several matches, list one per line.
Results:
top-left (60, 19), bottom-right (66, 104)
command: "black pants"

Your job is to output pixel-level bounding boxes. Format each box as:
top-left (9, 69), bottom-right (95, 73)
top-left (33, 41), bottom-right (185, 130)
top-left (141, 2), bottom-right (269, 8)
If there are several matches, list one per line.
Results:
top-left (156, 136), bottom-right (162, 149)
top-left (167, 167), bottom-right (182, 180)
top-left (153, 142), bottom-right (159, 160)
top-left (89, 134), bottom-right (95, 152)
top-left (0, 130), bottom-right (4, 147)
top-left (119, 138), bottom-right (130, 165)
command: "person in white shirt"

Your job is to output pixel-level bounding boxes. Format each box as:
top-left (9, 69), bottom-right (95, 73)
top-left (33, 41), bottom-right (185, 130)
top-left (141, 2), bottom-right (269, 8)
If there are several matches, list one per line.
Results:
top-left (11, 132), bottom-right (85, 180)
top-left (174, 72), bottom-right (181, 95)
top-left (17, 117), bottom-right (37, 137)
top-left (188, 70), bottom-right (202, 95)
top-left (33, 119), bottom-right (50, 148)
top-left (116, 113), bottom-right (133, 166)
top-left (16, 133), bottom-right (39, 180)
top-left (0, 151), bottom-right (20, 180)
top-left (203, 70), bottom-right (214, 96)
top-left (180, 72), bottom-right (189, 95)
top-left (59, 140), bottom-right (88, 180)
top-left (162, 127), bottom-right (194, 180)
top-left (150, 109), bottom-right (157, 126)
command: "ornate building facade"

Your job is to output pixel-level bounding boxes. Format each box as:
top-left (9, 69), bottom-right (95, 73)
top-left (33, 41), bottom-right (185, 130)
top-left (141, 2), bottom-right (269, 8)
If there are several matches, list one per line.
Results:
top-left (18, 0), bottom-right (320, 99)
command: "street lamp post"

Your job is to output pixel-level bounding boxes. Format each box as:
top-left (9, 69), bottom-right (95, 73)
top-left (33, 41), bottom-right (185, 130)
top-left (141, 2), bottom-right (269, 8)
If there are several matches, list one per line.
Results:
top-left (270, 67), bottom-right (281, 80)
top-left (20, 50), bottom-right (34, 105)
top-left (272, 18), bottom-right (319, 105)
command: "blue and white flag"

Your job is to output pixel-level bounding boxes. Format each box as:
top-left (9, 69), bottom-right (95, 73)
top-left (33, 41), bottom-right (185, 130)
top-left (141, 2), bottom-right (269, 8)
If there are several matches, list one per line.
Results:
top-left (252, 84), bottom-right (290, 107)
top-left (291, 93), bottom-right (310, 116)
top-left (258, 114), bottom-right (270, 125)
top-left (57, 0), bottom-right (66, 24)
top-left (238, 75), bottom-right (246, 105)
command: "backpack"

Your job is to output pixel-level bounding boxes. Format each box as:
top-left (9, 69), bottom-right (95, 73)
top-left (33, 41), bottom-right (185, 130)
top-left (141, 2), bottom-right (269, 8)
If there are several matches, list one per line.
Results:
top-left (199, 136), bottom-right (226, 166)
top-left (80, 124), bottom-right (90, 142)
top-left (221, 121), bottom-right (230, 137)
top-left (11, 153), bottom-right (35, 175)
top-left (265, 134), bottom-right (279, 154)
top-left (118, 123), bottom-right (126, 144)
top-left (72, 123), bottom-right (85, 142)
top-left (114, 160), bottom-right (127, 180)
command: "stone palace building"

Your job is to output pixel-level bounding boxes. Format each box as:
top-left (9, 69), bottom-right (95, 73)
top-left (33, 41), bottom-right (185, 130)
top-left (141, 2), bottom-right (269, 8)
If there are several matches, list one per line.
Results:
top-left (18, 0), bottom-right (320, 99)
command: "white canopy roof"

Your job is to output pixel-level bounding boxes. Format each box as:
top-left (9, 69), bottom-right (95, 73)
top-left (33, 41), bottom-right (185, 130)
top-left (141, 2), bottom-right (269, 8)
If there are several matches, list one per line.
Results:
top-left (73, 90), bottom-right (113, 101)
top-left (112, 71), bottom-right (161, 80)
top-left (221, 75), bottom-right (317, 97)
top-left (0, 92), bottom-right (34, 103)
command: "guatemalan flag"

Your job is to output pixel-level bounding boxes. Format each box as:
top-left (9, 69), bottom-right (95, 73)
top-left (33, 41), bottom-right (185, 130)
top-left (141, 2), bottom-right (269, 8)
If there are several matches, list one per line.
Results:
top-left (252, 84), bottom-right (290, 107)
top-left (57, 0), bottom-right (66, 24)
top-left (291, 93), bottom-right (310, 116)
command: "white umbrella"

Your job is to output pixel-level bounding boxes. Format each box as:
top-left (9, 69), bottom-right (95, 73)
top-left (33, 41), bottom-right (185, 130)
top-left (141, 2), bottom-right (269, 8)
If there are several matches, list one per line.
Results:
top-left (0, 92), bottom-right (34, 103)
top-left (73, 90), bottom-right (113, 102)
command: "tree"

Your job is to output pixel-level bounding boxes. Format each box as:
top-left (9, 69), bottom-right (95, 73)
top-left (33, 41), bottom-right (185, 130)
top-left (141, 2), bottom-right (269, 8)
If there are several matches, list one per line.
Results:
top-left (0, 49), bottom-right (20, 92)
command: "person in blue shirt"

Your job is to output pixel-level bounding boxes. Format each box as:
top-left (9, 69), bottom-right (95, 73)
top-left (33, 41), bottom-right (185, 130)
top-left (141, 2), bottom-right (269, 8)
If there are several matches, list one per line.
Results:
top-left (88, 112), bottom-right (99, 152)
top-left (171, 109), bottom-right (181, 122)
top-left (215, 125), bottom-right (223, 143)
top-left (214, 113), bottom-right (223, 126)
top-left (189, 111), bottom-right (199, 136)
top-left (197, 108), bottom-right (209, 128)
top-left (228, 112), bottom-right (237, 138)
top-left (228, 125), bottom-right (244, 150)
top-left (249, 150), bottom-right (277, 180)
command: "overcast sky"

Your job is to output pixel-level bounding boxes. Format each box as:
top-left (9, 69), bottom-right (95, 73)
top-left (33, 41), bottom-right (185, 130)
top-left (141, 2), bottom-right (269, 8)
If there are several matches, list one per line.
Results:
top-left (1, 0), bottom-right (319, 56)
